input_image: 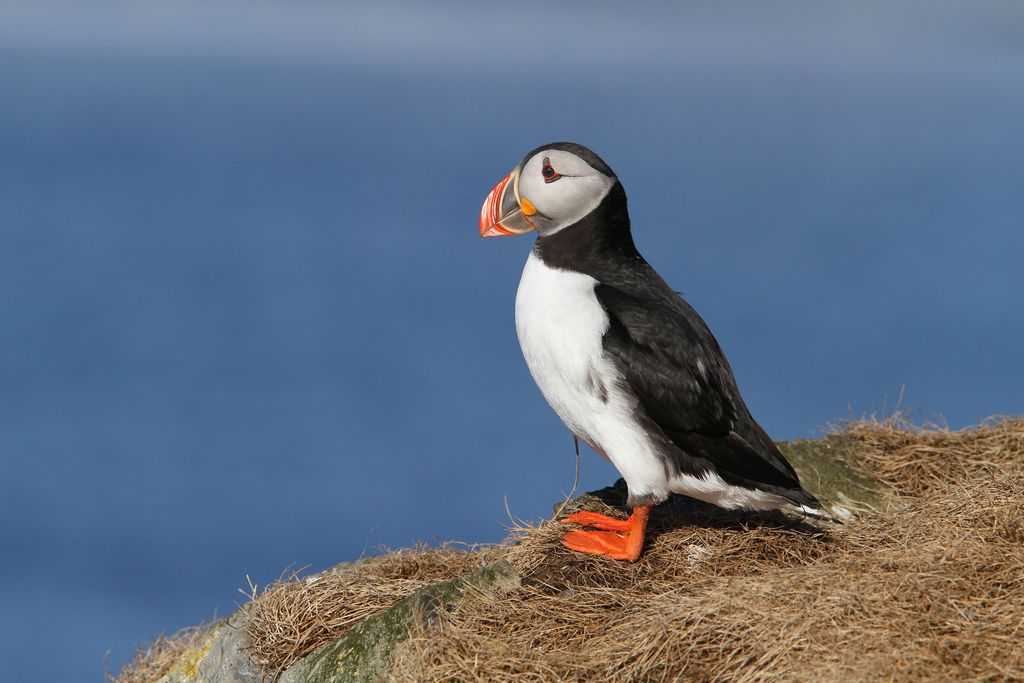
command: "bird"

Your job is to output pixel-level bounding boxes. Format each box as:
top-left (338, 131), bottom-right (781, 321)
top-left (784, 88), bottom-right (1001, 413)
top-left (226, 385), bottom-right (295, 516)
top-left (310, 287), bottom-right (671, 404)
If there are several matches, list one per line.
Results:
top-left (478, 142), bottom-right (822, 562)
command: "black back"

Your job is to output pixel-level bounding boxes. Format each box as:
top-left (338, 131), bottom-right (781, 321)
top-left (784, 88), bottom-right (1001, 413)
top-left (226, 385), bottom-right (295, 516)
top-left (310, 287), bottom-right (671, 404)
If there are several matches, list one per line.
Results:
top-left (535, 180), bottom-right (819, 508)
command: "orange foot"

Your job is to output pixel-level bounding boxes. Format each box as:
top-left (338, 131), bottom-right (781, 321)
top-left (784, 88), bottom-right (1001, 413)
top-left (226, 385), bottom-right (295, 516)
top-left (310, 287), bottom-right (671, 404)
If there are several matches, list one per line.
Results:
top-left (561, 510), bottom-right (633, 532)
top-left (559, 505), bottom-right (652, 562)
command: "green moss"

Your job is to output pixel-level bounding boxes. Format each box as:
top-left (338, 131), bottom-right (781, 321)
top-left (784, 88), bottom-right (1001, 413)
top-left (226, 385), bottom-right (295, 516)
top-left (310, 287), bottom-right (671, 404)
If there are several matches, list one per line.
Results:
top-left (778, 434), bottom-right (883, 510)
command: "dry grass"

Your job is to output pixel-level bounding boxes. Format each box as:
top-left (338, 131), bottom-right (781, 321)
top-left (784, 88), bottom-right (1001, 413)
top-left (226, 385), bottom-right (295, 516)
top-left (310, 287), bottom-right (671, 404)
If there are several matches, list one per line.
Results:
top-left (840, 414), bottom-right (1024, 496)
top-left (389, 416), bottom-right (1024, 682)
top-left (108, 625), bottom-right (210, 683)
top-left (392, 474), bottom-right (1024, 682)
top-left (245, 544), bottom-right (503, 675)
top-left (115, 416), bottom-right (1024, 683)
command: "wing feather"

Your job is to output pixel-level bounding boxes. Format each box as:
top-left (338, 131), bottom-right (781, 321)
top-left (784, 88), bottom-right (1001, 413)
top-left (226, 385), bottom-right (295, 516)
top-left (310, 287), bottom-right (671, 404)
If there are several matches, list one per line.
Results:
top-left (594, 283), bottom-right (806, 492)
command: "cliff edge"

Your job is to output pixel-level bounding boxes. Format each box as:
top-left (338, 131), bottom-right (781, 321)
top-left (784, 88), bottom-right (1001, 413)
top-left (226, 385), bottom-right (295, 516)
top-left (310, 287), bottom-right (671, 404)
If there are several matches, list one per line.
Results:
top-left (114, 418), bottom-right (1024, 683)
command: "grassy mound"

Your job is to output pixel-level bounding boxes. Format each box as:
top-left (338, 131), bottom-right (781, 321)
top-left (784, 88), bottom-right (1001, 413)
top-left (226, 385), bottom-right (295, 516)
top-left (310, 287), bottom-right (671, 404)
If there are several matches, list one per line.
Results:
top-left (396, 473), bottom-right (1023, 681)
top-left (246, 545), bottom-right (505, 673)
top-left (114, 417), bottom-right (1024, 682)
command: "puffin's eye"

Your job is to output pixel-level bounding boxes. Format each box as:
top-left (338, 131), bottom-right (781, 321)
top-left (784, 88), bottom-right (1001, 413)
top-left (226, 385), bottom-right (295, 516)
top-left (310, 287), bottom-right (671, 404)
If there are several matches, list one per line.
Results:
top-left (541, 157), bottom-right (561, 183)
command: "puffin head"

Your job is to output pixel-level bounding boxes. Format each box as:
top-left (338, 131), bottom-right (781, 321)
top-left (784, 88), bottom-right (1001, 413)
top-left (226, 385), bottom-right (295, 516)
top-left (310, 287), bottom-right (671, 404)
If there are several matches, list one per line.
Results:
top-left (479, 142), bottom-right (619, 239)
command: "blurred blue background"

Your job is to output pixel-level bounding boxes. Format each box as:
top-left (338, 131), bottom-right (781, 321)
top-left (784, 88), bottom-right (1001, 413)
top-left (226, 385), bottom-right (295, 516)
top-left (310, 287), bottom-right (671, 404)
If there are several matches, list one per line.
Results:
top-left (1, 1), bottom-right (1022, 680)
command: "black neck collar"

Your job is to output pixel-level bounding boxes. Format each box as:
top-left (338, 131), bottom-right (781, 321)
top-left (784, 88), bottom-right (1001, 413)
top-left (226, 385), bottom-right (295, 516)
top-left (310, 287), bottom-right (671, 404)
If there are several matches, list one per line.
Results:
top-left (533, 182), bottom-right (642, 277)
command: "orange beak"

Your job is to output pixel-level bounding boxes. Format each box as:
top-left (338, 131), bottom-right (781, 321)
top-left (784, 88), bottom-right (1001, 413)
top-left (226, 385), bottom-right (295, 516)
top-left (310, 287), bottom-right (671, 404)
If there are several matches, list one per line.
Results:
top-left (479, 167), bottom-right (537, 238)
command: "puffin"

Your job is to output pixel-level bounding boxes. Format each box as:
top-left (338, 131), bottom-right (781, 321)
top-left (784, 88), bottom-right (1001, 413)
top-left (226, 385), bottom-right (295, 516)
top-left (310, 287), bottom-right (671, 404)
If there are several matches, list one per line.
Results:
top-left (478, 142), bottom-right (821, 562)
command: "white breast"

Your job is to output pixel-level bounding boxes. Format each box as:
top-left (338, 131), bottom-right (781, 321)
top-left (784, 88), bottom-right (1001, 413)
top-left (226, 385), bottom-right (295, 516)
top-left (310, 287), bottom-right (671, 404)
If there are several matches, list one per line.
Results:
top-left (514, 250), bottom-right (671, 503)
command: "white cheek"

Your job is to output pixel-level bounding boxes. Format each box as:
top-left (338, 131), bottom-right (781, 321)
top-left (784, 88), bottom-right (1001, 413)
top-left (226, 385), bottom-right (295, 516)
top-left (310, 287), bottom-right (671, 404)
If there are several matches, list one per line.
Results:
top-left (521, 174), bottom-right (614, 233)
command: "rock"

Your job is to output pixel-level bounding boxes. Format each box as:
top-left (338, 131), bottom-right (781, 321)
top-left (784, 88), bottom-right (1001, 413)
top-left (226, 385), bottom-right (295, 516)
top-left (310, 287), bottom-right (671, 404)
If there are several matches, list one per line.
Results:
top-left (155, 610), bottom-right (262, 683)
top-left (151, 560), bottom-right (519, 683)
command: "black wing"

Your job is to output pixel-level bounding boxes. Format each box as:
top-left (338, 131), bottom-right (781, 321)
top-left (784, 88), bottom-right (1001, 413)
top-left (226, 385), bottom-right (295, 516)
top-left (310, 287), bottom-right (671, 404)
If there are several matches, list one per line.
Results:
top-left (594, 282), bottom-right (813, 501)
